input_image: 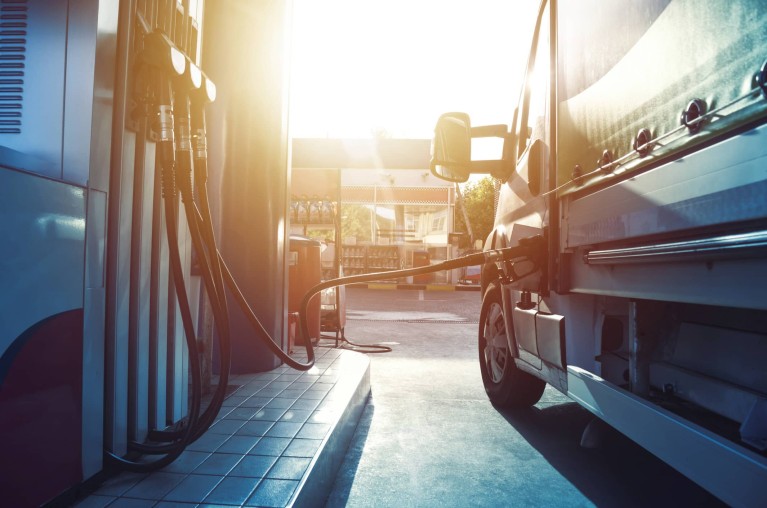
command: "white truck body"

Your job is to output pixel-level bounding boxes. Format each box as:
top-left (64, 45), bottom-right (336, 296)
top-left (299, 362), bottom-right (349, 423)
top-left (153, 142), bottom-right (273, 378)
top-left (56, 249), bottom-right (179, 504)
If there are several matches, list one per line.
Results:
top-left (431, 1), bottom-right (767, 504)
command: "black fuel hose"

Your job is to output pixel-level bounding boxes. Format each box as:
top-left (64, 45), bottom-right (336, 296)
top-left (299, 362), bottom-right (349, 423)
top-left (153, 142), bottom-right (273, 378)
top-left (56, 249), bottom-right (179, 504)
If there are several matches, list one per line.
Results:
top-left (186, 216), bottom-right (545, 372)
top-left (189, 92), bottom-right (318, 371)
top-left (105, 77), bottom-right (202, 470)
top-left (128, 86), bottom-right (234, 450)
top-left (298, 236), bottom-right (546, 350)
top-left (318, 333), bottom-right (393, 354)
top-left (173, 90), bottom-right (233, 443)
top-left (188, 206), bottom-right (317, 371)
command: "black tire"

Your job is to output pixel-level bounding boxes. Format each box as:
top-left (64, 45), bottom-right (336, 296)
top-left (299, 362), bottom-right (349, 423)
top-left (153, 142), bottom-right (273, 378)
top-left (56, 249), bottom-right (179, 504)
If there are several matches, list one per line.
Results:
top-left (478, 283), bottom-right (546, 408)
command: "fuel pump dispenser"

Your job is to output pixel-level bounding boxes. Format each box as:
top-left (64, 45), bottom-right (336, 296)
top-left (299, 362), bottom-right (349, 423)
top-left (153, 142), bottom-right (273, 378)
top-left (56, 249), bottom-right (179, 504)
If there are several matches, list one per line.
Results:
top-left (0, 1), bottom-right (550, 503)
top-left (103, 27), bottom-right (321, 472)
top-left (0, 1), bottom-right (115, 504)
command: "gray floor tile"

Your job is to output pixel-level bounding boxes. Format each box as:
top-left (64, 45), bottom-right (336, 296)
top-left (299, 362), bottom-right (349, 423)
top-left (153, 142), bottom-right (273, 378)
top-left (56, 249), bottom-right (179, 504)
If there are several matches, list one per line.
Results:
top-left (265, 398), bottom-right (293, 409)
top-left (162, 474), bottom-right (223, 503)
top-left (289, 398), bottom-right (321, 411)
top-left (324, 348), bottom-right (342, 358)
top-left (108, 498), bottom-right (155, 507)
top-left (265, 422), bottom-right (302, 439)
top-left (94, 472), bottom-right (147, 497)
top-left (245, 479), bottom-right (298, 507)
top-left (286, 381), bottom-right (313, 391)
top-left (241, 396), bottom-right (272, 408)
top-left (226, 407), bottom-right (261, 420)
top-left (161, 450), bottom-right (211, 474)
top-left (309, 382), bottom-right (334, 392)
top-left (265, 457), bottom-right (311, 481)
top-left (316, 398), bottom-right (345, 410)
top-left (207, 419), bottom-right (245, 435)
top-left (122, 472), bottom-right (186, 500)
top-left (283, 439), bottom-right (322, 458)
top-left (253, 373), bottom-right (280, 381)
top-left (185, 432), bottom-right (229, 453)
top-left (236, 420), bottom-right (274, 437)
top-left (308, 409), bottom-right (338, 424)
top-left (296, 423), bottom-right (330, 440)
top-left (216, 435), bottom-right (260, 454)
top-left (298, 390), bottom-right (326, 400)
top-left (265, 381), bottom-right (292, 390)
top-left (279, 409), bottom-right (311, 424)
top-left (71, 349), bottom-right (370, 508)
top-left (230, 455), bottom-right (279, 478)
top-left (234, 385), bottom-right (264, 396)
top-left (248, 437), bottom-right (291, 456)
top-left (192, 453), bottom-right (243, 475)
top-left (215, 407), bottom-right (234, 420)
top-left (278, 389), bottom-right (305, 399)
top-left (221, 395), bottom-right (248, 407)
top-left (255, 387), bottom-right (283, 397)
top-left (203, 476), bottom-right (260, 505)
top-left (252, 408), bottom-right (287, 421)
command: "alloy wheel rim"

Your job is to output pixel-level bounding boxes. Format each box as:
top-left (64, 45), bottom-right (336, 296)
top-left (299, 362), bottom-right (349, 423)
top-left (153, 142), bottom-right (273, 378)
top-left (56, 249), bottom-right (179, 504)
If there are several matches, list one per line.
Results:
top-left (483, 301), bottom-right (508, 384)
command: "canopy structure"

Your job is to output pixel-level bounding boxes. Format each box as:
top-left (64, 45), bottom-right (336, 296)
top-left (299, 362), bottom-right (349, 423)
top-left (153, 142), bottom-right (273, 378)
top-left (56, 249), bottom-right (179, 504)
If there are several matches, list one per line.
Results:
top-left (291, 138), bottom-right (452, 206)
top-left (291, 138), bottom-right (431, 170)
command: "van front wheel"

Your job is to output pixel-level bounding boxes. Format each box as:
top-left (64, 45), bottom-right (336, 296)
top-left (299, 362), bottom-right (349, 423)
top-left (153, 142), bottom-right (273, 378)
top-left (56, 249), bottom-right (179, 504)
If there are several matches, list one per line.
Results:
top-left (478, 283), bottom-right (545, 408)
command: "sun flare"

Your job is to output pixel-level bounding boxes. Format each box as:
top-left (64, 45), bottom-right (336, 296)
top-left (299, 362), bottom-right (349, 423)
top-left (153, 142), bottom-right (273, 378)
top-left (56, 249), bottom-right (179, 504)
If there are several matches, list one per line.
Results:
top-left (290, 0), bottom-right (539, 140)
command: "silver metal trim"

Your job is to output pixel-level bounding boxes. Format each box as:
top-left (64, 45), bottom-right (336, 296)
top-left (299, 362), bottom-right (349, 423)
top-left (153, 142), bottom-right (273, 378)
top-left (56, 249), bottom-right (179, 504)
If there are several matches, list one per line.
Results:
top-left (585, 230), bottom-right (767, 265)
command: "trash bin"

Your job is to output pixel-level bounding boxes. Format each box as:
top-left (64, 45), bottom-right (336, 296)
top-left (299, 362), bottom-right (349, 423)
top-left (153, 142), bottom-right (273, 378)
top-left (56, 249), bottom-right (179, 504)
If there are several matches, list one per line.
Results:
top-left (288, 236), bottom-right (321, 349)
top-left (412, 250), bottom-right (431, 284)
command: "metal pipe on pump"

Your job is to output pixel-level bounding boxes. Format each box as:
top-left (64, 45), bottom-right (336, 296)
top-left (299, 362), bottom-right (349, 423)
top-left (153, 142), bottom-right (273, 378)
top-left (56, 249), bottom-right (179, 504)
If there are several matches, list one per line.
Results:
top-left (202, 0), bottom-right (293, 373)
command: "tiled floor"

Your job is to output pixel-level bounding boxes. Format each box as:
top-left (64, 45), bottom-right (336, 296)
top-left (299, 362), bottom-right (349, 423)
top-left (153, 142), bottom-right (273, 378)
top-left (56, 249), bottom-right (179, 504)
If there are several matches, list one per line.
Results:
top-left (76, 347), bottom-right (370, 508)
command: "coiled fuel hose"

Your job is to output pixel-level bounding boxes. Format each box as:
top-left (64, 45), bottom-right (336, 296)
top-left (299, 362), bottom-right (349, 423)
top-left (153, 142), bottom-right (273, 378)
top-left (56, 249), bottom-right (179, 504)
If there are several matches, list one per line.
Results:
top-left (106, 75), bottom-right (203, 471)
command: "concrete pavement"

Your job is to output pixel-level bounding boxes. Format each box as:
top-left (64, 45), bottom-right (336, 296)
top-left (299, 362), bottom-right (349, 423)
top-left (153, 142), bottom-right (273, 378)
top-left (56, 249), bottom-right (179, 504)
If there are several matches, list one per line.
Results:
top-left (324, 288), bottom-right (722, 507)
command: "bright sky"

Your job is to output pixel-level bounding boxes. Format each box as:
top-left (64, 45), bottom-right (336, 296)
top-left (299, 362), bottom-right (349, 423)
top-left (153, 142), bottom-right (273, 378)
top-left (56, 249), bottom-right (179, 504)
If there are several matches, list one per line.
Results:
top-left (289, 0), bottom-right (540, 140)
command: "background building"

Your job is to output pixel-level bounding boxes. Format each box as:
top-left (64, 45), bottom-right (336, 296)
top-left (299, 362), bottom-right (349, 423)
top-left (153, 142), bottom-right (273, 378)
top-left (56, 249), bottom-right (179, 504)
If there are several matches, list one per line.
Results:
top-left (290, 138), bottom-right (457, 283)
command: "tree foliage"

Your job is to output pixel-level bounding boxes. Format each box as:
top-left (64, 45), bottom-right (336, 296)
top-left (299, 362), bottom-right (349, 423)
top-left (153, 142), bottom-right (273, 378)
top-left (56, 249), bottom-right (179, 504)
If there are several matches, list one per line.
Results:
top-left (340, 204), bottom-right (372, 243)
top-left (455, 177), bottom-right (496, 248)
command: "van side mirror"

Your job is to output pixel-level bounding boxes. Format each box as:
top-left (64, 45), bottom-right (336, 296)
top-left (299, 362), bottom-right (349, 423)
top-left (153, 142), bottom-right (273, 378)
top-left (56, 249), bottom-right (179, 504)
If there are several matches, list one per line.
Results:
top-left (429, 112), bottom-right (511, 182)
top-left (430, 112), bottom-right (472, 182)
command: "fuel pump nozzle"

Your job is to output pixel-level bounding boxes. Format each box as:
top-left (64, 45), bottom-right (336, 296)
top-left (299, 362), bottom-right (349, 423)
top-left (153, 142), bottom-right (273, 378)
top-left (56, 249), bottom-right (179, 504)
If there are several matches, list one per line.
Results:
top-left (190, 71), bottom-right (216, 184)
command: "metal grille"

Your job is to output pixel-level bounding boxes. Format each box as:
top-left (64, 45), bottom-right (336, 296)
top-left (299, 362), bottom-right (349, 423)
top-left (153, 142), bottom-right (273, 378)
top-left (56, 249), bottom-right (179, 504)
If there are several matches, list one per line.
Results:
top-left (0, 0), bottom-right (26, 135)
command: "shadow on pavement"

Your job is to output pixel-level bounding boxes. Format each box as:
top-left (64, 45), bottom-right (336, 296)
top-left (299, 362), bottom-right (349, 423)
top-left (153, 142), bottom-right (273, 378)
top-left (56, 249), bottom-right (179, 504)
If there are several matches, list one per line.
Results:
top-left (499, 401), bottom-right (725, 507)
top-left (324, 402), bottom-right (375, 507)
